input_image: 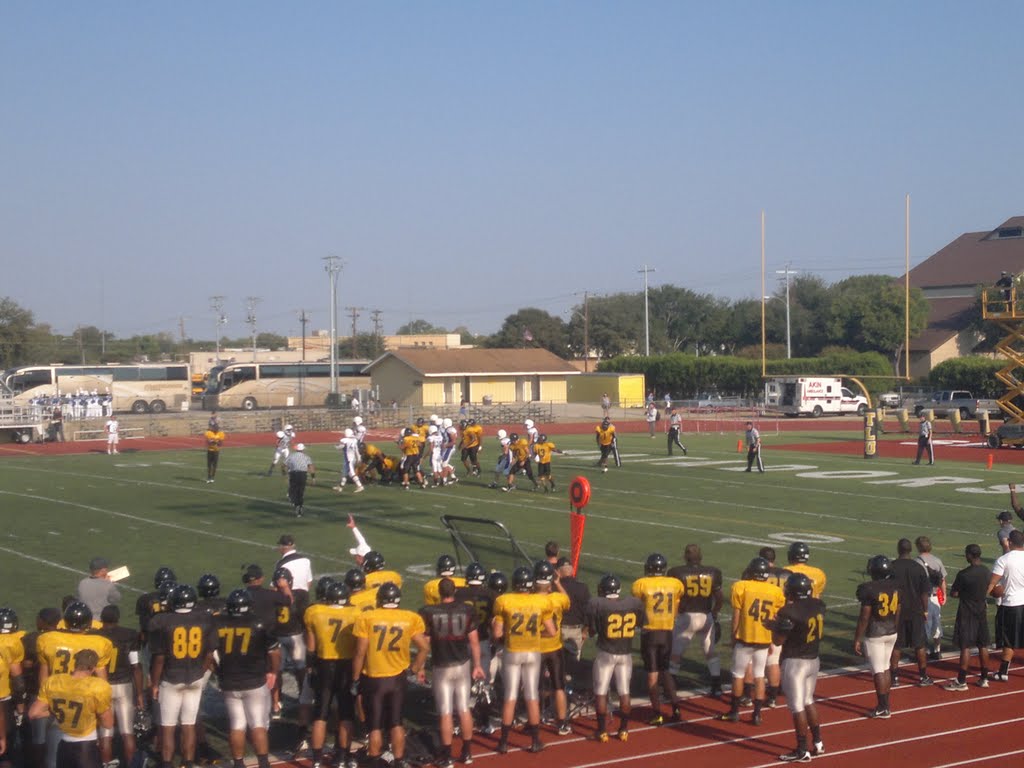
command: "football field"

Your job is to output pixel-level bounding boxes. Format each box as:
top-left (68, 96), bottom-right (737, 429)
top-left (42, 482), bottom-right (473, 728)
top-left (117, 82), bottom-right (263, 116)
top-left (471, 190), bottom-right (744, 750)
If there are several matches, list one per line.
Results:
top-left (0, 425), bottom-right (1010, 673)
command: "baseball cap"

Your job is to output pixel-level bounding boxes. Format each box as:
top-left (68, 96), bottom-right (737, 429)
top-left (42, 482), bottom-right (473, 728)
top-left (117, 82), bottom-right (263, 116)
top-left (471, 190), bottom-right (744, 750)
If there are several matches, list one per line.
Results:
top-left (277, 534), bottom-right (295, 547)
top-left (998, 510), bottom-right (1013, 522)
top-left (295, 443), bottom-right (306, 451)
top-left (89, 556), bottom-right (110, 572)
top-left (242, 564), bottom-right (263, 583)
top-left (349, 542), bottom-right (372, 557)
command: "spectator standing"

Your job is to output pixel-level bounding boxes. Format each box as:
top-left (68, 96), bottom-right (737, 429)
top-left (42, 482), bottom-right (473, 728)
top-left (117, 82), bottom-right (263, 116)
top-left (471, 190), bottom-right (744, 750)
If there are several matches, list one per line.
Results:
top-left (997, 510), bottom-right (1017, 554)
top-left (645, 402), bottom-right (658, 438)
top-left (51, 405), bottom-right (65, 443)
top-left (912, 412), bottom-right (934, 465)
top-left (914, 536), bottom-right (947, 660)
top-left (987, 529), bottom-right (1024, 682)
top-left (600, 393), bottom-right (611, 418)
top-left (944, 544), bottom-right (991, 691)
top-left (889, 539), bottom-right (933, 687)
top-left (285, 444), bottom-right (315, 518)
top-left (105, 416), bottom-right (119, 455)
top-left (77, 557), bottom-right (121, 616)
top-left (275, 534), bottom-right (313, 596)
top-left (554, 558), bottom-right (590, 664)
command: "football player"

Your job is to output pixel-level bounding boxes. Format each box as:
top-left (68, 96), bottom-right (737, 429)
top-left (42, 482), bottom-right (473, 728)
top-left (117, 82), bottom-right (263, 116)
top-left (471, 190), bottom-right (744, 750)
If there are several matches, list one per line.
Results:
top-left (533, 433), bottom-right (563, 493)
top-left (440, 418), bottom-right (459, 485)
top-left (586, 575), bottom-right (642, 742)
top-left (267, 428), bottom-right (292, 476)
top-left (455, 564), bottom-right (497, 684)
top-left (854, 555), bottom-right (902, 719)
top-left (534, 561), bottom-right (571, 736)
top-left (362, 551), bottom-right (404, 591)
top-left (345, 569), bottom-right (377, 613)
top-left (770, 574), bottom-right (826, 762)
top-left (37, 602), bottom-right (113, 687)
top-left (196, 573), bottom-right (227, 617)
top-left (304, 581), bottom-right (360, 768)
top-left (667, 544), bottom-right (724, 697)
top-left (595, 418), bottom-right (616, 473)
top-left (756, 547), bottom-right (793, 708)
top-left (271, 568), bottom-right (308, 720)
top-left (0, 607), bottom-right (26, 765)
top-left (716, 558), bottom-right (784, 725)
top-left (352, 414), bottom-right (367, 444)
top-left (786, 542), bottom-right (827, 599)
top-left (148, 585), bottom-right (216, 768)
top-left (631, 554), bottom-right (684, 724)
top-left (351, 584), bottom-right (429, 768)
top-left (505, 433), bottom-right (538, 492)
top-left (427, 424), bottom-right (445, 487)
top-left (334, 428), bottom-right (365, 493)
top-left (524, 418), bottom-right (539, 446)
top-left (491, 568), bottom-right (557, 754)
top-left (399, 428), bottom-right (426, 490)
top-left (136, 566), bottom-right (176, 645)
top-left (419, 578), bottom-right (485, 767)
top-left (489, 429), bottom-right (512, 489)
top-left (460, 419), bottom-right (483, 477)
top-left (215, 589), bottom-right (280, 768)
top-left (424, 555), bottom-right (467, 607)
top-left (96, 605), bottom-right (144, 767)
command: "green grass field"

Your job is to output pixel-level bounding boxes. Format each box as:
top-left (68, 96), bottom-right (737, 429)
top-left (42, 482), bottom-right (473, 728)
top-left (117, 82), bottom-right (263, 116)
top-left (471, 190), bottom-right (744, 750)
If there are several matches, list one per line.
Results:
top-left (0, 428), bottom-right (1008, 676)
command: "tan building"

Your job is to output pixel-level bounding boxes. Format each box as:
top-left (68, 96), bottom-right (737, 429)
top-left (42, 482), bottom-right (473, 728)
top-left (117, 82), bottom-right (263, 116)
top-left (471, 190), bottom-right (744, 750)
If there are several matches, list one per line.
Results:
top-left (364, 348), bottom-right (580, 407)
top-left (286, 332), bottom-right (465, 355)
top-left (906, 216), bottom-right (1024, 378)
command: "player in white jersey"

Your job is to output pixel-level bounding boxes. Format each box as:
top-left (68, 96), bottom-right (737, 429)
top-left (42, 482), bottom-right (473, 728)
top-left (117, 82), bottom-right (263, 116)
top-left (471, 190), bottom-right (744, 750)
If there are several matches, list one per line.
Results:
top-left (427, 425), bottom-right (444, 486)
top-left (334, 429), bottom-right (365, 493)
top-left (490, 430), bottom-right (512, 489)
top-left (352, 415), bottom-right (367, 444)
top-left (105, 416), bottom-right (120, 454)
top-left (441, 418), bottom-right (459, 485)
top-left (267, 429), bottom-right (292, 475)
top-left (524, 419), bottom-right (539, 446)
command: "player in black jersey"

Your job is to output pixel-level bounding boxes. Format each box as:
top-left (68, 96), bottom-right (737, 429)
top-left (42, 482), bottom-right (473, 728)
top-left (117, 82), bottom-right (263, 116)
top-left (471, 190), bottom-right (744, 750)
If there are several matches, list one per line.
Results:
top-left (667, 544), bottom-right (724, 696)
top-left (420, 578), bottom-right (484, 767)
top-left (196, 573), bottom-right (227, 617)
top-left (216, 589), bottom-right (281, 768)
top-left (855, 555), bottom-right (902, 719)
top-left (136, 566), bottom-right (176, 643)
top-left (585, 575), bottom-right (643, 742)
top-left (271, 567), bottom-right (308, 721)
top-left (148, 584), bottom-right (217, 767)
top-left (455, 564), bottom-right (497, 682)
top-left (97, 605), bottom-right (144, 767)
top-left (769, 573), bottom-right (826, 762)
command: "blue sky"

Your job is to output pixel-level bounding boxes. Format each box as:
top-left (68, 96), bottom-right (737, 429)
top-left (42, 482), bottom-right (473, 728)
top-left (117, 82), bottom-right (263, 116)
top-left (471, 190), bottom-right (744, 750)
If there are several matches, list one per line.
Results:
top-left (3, 2), bottom-right (1022, 341)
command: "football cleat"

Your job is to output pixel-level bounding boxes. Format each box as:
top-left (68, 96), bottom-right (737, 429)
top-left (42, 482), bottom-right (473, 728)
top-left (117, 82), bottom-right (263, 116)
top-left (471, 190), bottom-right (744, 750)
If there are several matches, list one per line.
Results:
top-left (616, 729), bottom-right (628, 742)
top-left (716, 711), bottom-right (739, 722)
top-left (648, 714), bottom-right (664, 726)
top-left (978, 677), bottom-right (990, 688)
top-left (596, 732), bottom-right (609, 743)
top-left (778, 750), bottom-right (812, 763)
top-left (917, 676), bottom-right (934, 687)
top-left (943, 680), bottom-right (968, 692)
top-left (991, 672), bottom-right (1010, 682)
top-left (751, 712), bottom-right (762, 726)
top-left (557, 722), bottom-right (571, 736)
top-left (811, 741), bottom-right (825, 756)
top-left (866, 707), bottom-right (891, 719)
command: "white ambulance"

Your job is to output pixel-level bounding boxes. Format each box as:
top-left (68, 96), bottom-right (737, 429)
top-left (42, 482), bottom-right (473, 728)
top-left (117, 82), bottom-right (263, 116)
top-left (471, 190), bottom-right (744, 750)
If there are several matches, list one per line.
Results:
top-left (764, 376), bottom-right (869, 417)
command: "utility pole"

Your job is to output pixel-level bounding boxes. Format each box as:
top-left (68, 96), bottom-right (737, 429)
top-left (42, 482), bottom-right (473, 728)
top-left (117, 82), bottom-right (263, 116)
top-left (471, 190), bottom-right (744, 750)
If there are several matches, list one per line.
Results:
top-left (245, 296), bottom-right (261, 362)
top-left (345, 306), bottom-right (366, 358)
top-left (371, 309), bottom-right (383, 357)
top-left (297, 309), bottom-right (310, 361)
top-left (775, 262), bottom-right (798, 359)
top-left (637, 265), bottom-right (657, 356)
top-left (210, 296), bottom-right (227, 363)
top-left (583, 292), bottom-right (590, 372)
top-left (323, 256), bottom-right (343, 396)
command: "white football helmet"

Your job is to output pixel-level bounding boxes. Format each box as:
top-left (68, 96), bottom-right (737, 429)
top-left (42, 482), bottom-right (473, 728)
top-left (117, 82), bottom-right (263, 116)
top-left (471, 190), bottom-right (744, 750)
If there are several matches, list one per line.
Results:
top-left (276, 430), bottom-right (285, 438)
top-left (353, 416), bottom-right (363, 426)
top-left (524, 419), bottom-right (534, 429)
top-left (430, 414), bottom-right (439, 423)
top-left (442, 418), bottom-right (453, 428)
top-left (428, 425), bottom-right (438, 434)
top-left (497, 429), bottom-right (507, 439)
top-left (285, 424), bottom-right (294, 431)
top-left (344, 428), bottom-right (354, 438)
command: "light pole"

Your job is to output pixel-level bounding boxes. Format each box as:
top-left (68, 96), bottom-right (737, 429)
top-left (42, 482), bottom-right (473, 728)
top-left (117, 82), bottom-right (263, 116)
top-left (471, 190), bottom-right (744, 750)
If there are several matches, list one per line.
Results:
top-left (323, 256), bottom-right (343, 398)
top-left (774, 263), bottom-right (798, 359)
top-left (245, 296), bottom-right (261, 362)
top-left (210, 296), bottom-right (227, 363)
top-left (638, 264), bottom-right (656, 356)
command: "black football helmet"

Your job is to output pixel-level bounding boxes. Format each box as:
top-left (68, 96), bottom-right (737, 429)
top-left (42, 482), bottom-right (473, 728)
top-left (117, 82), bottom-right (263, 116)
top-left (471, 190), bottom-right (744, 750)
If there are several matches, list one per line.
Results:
top-left (225, 588), bottom-right (253, 616)
top-left (157, 580), bottom-right (178, 609)
top-left (153, 566), bottom-right (177, 589)
top-left (326, 581), bottom-right (351, 606)
top-left (377, 581), bottom-right (402, 608)
top-left (344, 568), bottom-right (366, 591)
top-left (362, 551), bottom-right (385, 573)
top-left (512, 566), bottom-right (534, 593)
top-left (487, 571), bottom-right (509, 595)
top-left (315, 575), bottom-right (335, 602)
top-left (459, 419), bottom-right (469, 430)
top-left (197, 574), bottom-right (220, 599)
top-left (465, 562), bottom-right (487, 585)
top-left (538, 433), bottom-right (548, 443)
top-left (509, 432), bottom-right (519, 442)
top-left (436, 554), bottom-right (457, 577)
top-left (0, 607), bottom-right (18, 633)
top-left (784, 573), bottom-right (814, 600)
top-left (416, 417), bottom-right (425, 426)
top-left (468, 418), bottom-right (477, 427)
top-left (598, 574), bottom-right (621, 598)
top-left (747, 557), bottom-right (771, 582)
top-left (533, 561), bottom-right (555, 584)
top-left (601, 417), bottom-right (611, 428)
top-left (644, 553), bottom-right (668, 576)
top-left (788, 542), bottom-right (810, 564)
top-left (63, 601), bottom-right (93, 631)
top-left (868, 555), bottom-right (893, 581)
top-left (171, 584), bottom-right (197, 611)
top-left (273, 567), bottom-right (293, 587)
top-left (403, 427), bottom-right (414, 437)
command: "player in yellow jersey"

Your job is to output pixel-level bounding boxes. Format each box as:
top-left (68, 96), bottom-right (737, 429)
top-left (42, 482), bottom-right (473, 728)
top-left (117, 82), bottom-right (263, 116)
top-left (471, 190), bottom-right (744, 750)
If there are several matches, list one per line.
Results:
top-left (505, 433), bottom-right (538, 492)
top-left (423, 555), bottom-right (467, 606)
top-left (352, 583), bottom-right (429, 768)
top-left (460, 419), bottom-right (483, 476)
top-left (0, 607), bottom-right (26, 738)
top-left (305, 581), bottom-right (363, 768)
top-left (717, 558), bottom-right (785, 725)
top-left (30, 648), bottom-right (112, 768)
top-left (631, 554), bottom-right (685, 724)
top-left (38, 603), bottom-right (113, 688)
top-left (533, 433), bottom-right (564, 493)
top-left (361, 443), bottom-right (387, 483)
top-left (399, 428), bottom-right (426, 489)
top-left (362, 551), bottom-right (404, 591)
top-left (786, 542), bottom-right (827, 599)
top-left (595, 418), bottom-right (617, 473)
top-left (204, 426), bottom-right (225, 483)
top-left (534, 561), bottom-right (572, 736)
top-left (0, 654), bottom-right (7, 757)
top-left (344, 570), bottom-right (377, 612)
top-left (491, 568), bottom-right (558, 754)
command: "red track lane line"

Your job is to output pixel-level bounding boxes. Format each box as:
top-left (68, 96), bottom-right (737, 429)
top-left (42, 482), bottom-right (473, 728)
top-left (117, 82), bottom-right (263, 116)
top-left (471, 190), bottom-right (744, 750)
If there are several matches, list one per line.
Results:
top-left (548, 690), bottom-right (1024, 768)
top-left (931, 747), bottom-right (1024, 768)
top-left (741, 716), bottom-right (1024, 768)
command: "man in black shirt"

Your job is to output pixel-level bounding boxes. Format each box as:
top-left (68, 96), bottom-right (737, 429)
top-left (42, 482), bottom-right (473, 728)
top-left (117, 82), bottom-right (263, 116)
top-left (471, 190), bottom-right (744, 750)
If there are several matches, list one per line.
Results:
top-left (770, 573), bottom-right (826, 762)
top-left (97, 605), bottom-right (144, 767)
top-left (554, 558), bottom-right (591, 666)
top-left (945, 544), bottom-right (991, 691)
top-left (667, 544), bottom-right (724, 697)
top-left (585, 575), bottom-right (642, 743)
top-left (420, 578), bottom-right (484, 768)
top-left (889, 538), bottom-right (933, 687)
top-left (216, 589), bottom-right (280, 768)
top-left (149, 585), bottom-right (216, 768)
top-left (241, 565), bottom-right (290, 633)
top-left (854, 555), bottom-right (902, 719)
